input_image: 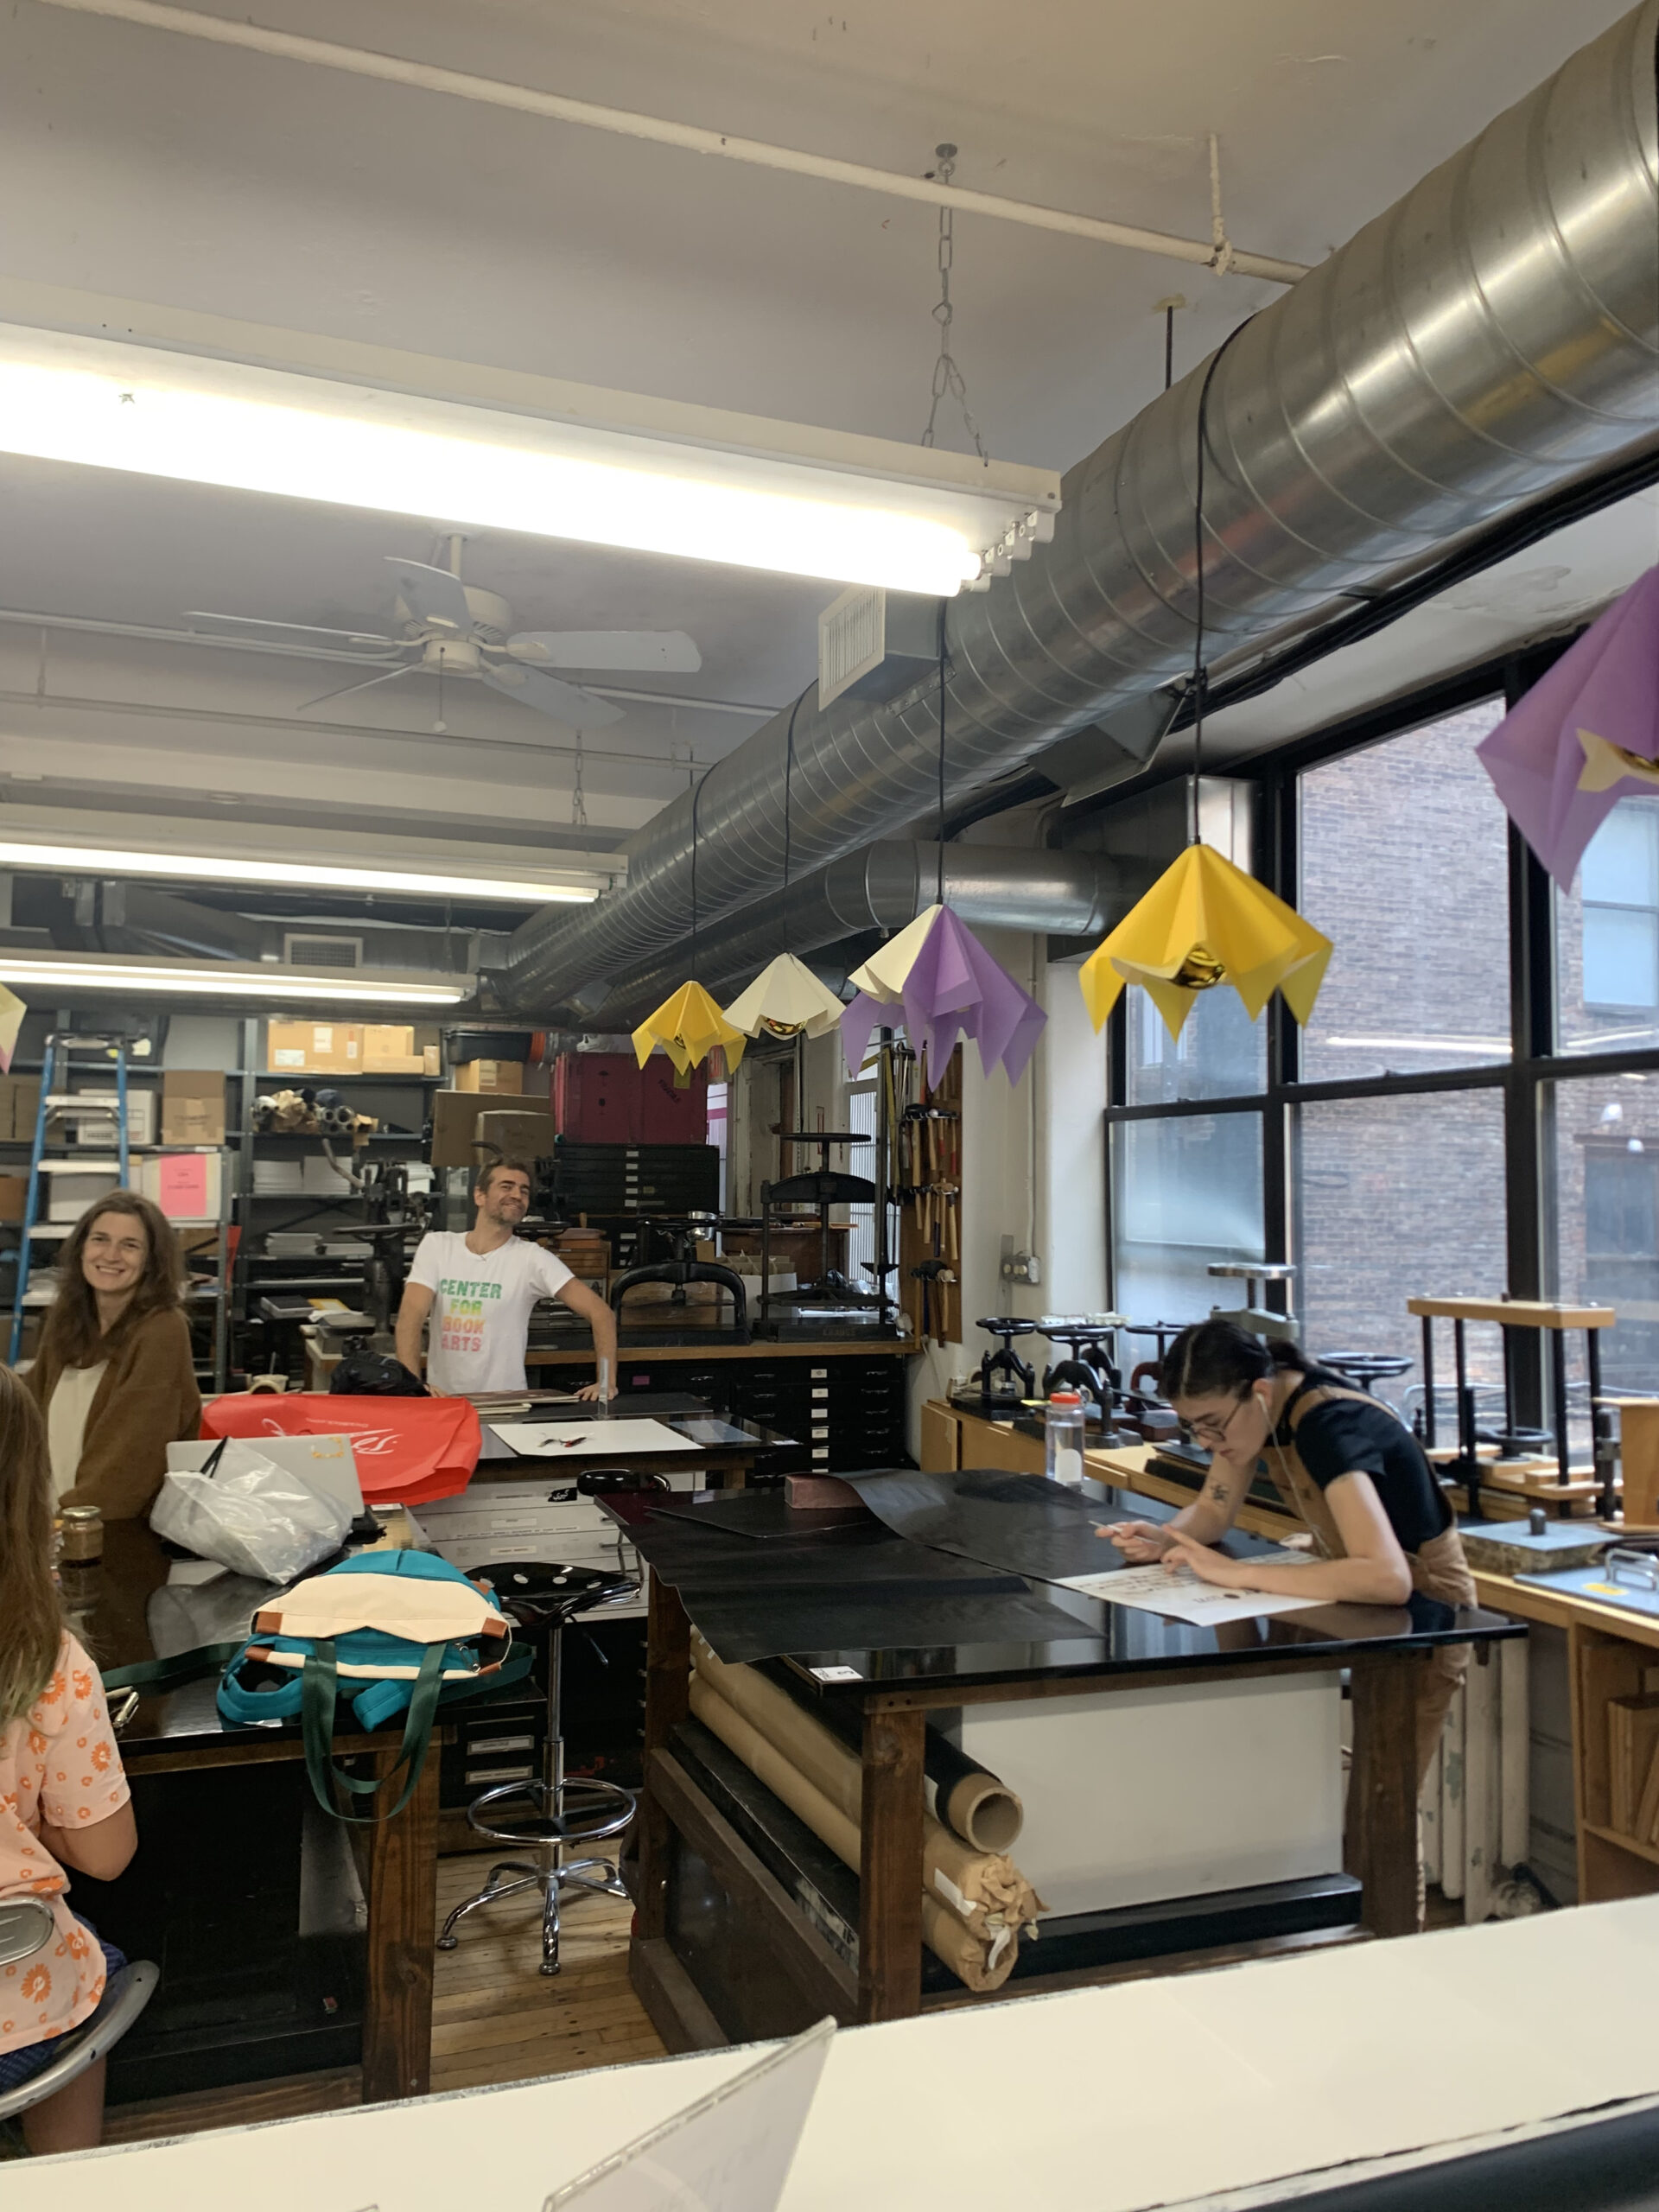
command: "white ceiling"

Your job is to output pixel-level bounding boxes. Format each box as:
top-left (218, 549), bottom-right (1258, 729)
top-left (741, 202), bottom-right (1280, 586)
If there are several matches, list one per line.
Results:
top-left (0, 0), bottom-right (1638, 870)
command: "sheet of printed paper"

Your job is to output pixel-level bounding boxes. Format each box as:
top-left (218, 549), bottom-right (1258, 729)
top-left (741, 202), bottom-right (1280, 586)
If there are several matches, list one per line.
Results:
top-left (1060, 1548), bottom-right (1322, 1627)
top-left (486, 1417), bottom-right (700, 1457)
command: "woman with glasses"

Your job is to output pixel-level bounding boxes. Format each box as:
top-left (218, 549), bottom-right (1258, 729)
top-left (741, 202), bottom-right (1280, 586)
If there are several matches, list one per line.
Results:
top-left (1106, 1319), bottom-right (1475, 1790)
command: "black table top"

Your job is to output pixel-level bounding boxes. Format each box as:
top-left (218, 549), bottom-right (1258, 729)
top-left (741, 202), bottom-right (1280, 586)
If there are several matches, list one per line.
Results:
top-left (606, 1466), bottom-right (1524, 1691)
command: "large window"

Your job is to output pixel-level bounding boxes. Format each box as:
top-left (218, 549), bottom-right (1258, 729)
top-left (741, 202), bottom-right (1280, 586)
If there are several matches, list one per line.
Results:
top-left (1560, 796), bottom-right (1659, 1052)
top-left (1111, 1111), bottom-right (1263, 1324)
top-left (1106, 648), bottom-right (1659, 1456)
top-left (1295, 1090), bottom-right (1508, 1414)
top-left (1298, 699), bottom-right (1510, 1084)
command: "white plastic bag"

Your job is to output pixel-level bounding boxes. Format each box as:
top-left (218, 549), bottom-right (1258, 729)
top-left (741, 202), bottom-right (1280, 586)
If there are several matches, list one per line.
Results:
top-left (152, 1440), bottom-right (351, 1583)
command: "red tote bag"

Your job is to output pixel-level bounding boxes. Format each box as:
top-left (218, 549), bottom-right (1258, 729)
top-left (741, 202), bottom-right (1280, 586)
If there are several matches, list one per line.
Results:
top-left (201, 1393), bottom-right (480, 1507)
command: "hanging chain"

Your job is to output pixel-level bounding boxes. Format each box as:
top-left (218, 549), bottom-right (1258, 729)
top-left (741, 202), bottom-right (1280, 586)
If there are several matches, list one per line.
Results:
top-left (920, 144), bottom-right (988, 461)
top-left (571, 731), bottom-right (588, 828)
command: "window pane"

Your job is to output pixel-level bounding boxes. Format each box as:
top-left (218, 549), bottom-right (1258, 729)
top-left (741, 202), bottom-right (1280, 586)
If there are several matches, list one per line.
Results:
top-left (1583, 906), bottom-right (1659, 1011)
top-left (1125, 972), bottom-right (1266, 1104)
top-left (1299, 700), bottom-right (1510, 1081)
top-left (1560, 795), bottom-right (1659, 1052)
top-left (1547, 1074), bottom-right (1659, 1446)
top-left (1295, 1089), bottom-right (1508, 1421)
top-left (1110, 1111), bottom-right (1264, 1327)
top-left (1582, 806), bottom-right (1659, 908)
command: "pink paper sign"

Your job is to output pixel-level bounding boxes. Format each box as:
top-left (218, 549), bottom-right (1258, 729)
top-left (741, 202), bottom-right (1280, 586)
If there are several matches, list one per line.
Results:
top-left (156, 1153), bottom-right (208, 1218)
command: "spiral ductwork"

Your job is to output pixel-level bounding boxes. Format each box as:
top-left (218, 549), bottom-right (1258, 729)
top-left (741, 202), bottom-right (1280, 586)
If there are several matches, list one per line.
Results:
top-left (499, 1), bottom-right (1659, 1017)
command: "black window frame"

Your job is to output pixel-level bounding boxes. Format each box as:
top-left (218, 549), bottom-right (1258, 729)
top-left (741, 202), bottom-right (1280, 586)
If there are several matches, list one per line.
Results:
top-left (1100, 630), bottom-right (1659, 1427)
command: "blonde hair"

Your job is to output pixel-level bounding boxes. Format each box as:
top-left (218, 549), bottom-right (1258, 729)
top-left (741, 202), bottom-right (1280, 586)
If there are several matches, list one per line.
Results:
top-left (0, 1369), bottom-right (64, 1726)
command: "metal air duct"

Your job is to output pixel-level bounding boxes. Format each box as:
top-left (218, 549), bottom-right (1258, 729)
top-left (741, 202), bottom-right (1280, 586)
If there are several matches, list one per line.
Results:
top-left (498, 1), bottom-right (1659, 1019)
top-left (587, 842), bottom-right (1153, 1024)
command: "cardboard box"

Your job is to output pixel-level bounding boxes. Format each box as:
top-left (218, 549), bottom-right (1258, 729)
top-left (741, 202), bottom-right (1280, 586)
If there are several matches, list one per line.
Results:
top-left (0, 1075), bottom-right (40, 1142)
top-left (361, 1022), bottom-right (442, 1076)
top-left (162, 1071), bottom-right (226, 1146)
top-left (137, 1150), bottom-right (224, 1224)
top-left (67, 1087), bottom-right (156, 1147)
top-left (47, 1168), bottom-right (121, 1222)
top-left (266, 1021), bottom-right (365, 1077)
top-left (454, 1058), bottom-right (524, 1095)
top-left (0, 1173), bottom-right (27, 1223)
top-left (430, 1090), bottom-right (552, 1170)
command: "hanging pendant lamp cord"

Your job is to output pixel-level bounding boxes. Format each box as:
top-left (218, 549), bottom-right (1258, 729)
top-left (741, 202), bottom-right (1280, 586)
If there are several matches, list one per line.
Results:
top-left (1187, 315), bottom-right (1255, 847)
top-left (690, 766), bottom-right (708, 975)
top-left (937, 601), bottom-right (949, 906)
top-left (780, 687), bottom-right (808, 938)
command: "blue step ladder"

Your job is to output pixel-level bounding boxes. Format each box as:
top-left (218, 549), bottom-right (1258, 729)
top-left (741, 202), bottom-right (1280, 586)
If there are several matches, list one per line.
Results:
top-left (10, 1033), bottom-right (130, 1365)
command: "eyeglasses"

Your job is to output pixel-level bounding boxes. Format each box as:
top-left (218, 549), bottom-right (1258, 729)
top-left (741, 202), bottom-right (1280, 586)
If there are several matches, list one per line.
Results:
top-left (1178, 1394), bottom-right (1251, 1451)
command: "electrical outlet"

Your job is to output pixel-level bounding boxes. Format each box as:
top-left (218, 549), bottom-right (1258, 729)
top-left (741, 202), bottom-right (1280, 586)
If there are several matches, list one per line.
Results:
top-left (999, 1249), bottom-right (1040, 1286)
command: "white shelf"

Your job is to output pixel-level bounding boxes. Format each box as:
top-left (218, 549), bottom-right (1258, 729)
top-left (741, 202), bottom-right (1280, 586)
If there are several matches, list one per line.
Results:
top-left (30, 1217), bottom-right (219, 1236)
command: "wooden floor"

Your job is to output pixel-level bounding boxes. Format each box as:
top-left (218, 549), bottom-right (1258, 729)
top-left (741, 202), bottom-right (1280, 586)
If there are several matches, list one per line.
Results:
top-left (102, 1849), bottom-right (664, 2147)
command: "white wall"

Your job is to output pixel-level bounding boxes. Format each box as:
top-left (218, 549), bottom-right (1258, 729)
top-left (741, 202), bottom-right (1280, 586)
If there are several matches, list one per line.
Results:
top-left (904, 931), bottom-right (1110, 1452)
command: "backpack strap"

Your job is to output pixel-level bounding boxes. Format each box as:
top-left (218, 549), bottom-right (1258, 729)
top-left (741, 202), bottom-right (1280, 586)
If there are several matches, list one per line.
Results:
top-left (300, 1637), bottom-right (448, 1826)
top-left (102, 1642), bottom-right (246, 1696)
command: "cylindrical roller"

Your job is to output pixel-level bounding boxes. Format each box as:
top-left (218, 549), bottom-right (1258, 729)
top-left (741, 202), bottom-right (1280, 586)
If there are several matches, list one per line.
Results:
top-left (776, 1655), bottom-right (1025, 1851)
top-left (688, 1677), bottom-right (1016, 1993)
top-left (690, 1632), bottom-right (1040, 1933)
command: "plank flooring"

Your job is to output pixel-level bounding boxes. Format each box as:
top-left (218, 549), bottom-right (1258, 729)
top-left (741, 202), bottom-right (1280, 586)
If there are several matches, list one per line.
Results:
top-left (101, 1849), bottom-right (664, 2147)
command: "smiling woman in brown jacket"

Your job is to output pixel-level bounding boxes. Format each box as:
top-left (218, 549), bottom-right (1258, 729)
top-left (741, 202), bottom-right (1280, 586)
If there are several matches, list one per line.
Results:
top-left (22, 1191), bottom-right (201, 1520)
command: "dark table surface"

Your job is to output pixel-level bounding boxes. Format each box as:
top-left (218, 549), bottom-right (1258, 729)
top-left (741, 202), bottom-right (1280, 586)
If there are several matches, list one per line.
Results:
top-left (479, 1392), bottom-right (787, 1453)
top-left (606, 1466), bottom-right (1524, 1691)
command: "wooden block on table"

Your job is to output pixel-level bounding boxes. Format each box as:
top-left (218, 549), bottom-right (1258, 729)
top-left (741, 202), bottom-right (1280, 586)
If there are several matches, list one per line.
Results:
top-left (784, 1474), bottom-right (864, 1510)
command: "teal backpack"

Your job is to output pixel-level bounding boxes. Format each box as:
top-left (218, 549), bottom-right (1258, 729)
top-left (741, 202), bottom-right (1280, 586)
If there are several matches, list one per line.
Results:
top-left (107, 1551), bottom-right (533, 1823)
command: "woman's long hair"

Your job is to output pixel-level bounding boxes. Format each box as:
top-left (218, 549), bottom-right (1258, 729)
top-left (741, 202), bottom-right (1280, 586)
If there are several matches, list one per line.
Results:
top-left (38, 1189), bottom-right (185, 1370)
top-left (0, 1369), bottom-right (63, 1726)
top-left (1160, 1319), bottom-right (1311, 1404)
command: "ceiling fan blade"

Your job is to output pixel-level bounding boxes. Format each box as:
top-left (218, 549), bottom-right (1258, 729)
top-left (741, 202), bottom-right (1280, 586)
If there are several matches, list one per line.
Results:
top-left (482, 659), bottom-right (624, 728)
top-left (186, 609), bottom-right (397, 648)
top-left (506, 629), bottom-right (702, 674)
top-left (385, 556), bottom-right (474, 634)
top-left (296, 664), bottom-right (420, 714)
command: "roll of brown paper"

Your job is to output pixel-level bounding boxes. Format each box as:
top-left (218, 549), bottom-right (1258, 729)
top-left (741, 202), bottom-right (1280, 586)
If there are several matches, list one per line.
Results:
top-left (688, 1676), bottom-right (1016, 1993)
top-left (690, 1634), bottom-right (1042, 1945)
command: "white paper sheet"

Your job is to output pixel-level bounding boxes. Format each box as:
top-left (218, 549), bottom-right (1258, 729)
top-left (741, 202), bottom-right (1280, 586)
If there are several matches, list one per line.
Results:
top-left (486, 1417), bottom-right (700, 1457)
top-left (1060, 1550), bottom-right (1321, 1626)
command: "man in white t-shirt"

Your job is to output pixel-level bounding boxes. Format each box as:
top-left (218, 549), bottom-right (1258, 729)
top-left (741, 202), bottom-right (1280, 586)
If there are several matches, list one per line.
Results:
top-left (395, 1160), bottom-right (617, 1410)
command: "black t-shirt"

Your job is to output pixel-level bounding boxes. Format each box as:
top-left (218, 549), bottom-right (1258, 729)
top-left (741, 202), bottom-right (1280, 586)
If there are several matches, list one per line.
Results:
top-left (1274, 1366), bottom-right (1451, 1555)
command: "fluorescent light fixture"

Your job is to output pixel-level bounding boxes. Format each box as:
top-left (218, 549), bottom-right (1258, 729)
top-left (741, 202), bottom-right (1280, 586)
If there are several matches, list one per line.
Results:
top-left (0, 838), bottom-right (595, 906)
top-left (0, 955), bottom-right (465, 1005)
top-left (0, 318), bottom-right (1060, 596)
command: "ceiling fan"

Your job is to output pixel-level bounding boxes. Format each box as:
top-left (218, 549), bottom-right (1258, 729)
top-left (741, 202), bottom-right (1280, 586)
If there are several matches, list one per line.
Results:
top-left (187, 533), bottom-right (702, 731)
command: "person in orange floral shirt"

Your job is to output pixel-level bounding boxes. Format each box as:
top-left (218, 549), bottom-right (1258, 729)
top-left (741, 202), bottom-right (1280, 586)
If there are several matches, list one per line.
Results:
top-left (0, 1369), bottom-right (137, 2152)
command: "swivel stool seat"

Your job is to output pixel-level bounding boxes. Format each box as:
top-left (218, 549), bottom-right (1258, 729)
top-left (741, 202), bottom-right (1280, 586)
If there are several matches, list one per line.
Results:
top-left (438, 1559), bottom-right (637, 1976)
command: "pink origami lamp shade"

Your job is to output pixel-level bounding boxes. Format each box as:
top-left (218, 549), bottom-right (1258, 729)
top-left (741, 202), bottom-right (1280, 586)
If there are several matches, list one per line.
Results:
top-left (838, 905), bottom-right (1046, 1082)
top-left (1478, 566), bottom-right (1659, 889)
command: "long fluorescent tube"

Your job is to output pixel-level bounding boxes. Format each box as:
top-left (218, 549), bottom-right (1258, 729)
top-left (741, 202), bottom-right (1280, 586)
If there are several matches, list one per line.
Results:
top-left (0, 956), bottom-right (464, 1004)
top-left (0, 321), bottom-right (1060, 596)
top-left (0, 839), bottom-right (596, 906)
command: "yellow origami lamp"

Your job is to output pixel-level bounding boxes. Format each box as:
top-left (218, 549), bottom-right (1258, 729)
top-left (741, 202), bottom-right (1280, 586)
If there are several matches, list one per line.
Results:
top-left (632, 981), bottom-right (747, 1077)
top-left (1079, 843), bottom-right (1332, 1039)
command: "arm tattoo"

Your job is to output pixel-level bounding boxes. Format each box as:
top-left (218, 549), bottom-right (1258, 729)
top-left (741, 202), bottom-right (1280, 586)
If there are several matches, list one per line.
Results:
top-left (1206, 1480), bottom-right (1231, 1506)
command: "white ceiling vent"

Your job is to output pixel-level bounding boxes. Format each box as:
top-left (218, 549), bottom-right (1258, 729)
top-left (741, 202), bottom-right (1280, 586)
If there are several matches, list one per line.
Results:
top-left (283, 931), bottom-right (362, 969)
top-left (817, 586), bottom-right (886, 709)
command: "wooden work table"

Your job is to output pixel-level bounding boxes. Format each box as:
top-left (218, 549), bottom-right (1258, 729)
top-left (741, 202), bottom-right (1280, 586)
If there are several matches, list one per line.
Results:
top-left (607, 1467), bottom-right (1517, 2050)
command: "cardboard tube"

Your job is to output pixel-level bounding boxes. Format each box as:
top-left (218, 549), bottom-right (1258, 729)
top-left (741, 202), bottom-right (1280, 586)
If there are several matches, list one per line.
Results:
top-left (688, 1677), bottom-right (1014, 1993)
top-left (690, 1633), bottom-right (1041, 1934)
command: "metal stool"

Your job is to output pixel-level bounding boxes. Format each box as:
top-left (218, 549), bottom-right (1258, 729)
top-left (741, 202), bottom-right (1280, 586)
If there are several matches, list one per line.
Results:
top-left (0, 1899), bottom-right (159, 2130)
top-left (438, 1560), bottom-right (637, 1976)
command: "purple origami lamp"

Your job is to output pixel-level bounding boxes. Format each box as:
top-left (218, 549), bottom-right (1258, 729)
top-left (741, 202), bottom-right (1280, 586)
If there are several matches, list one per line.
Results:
top-left (839, 903), bottom-right (1046, 1082)
top-left (1478, 566), bottom-right (1659, 888)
